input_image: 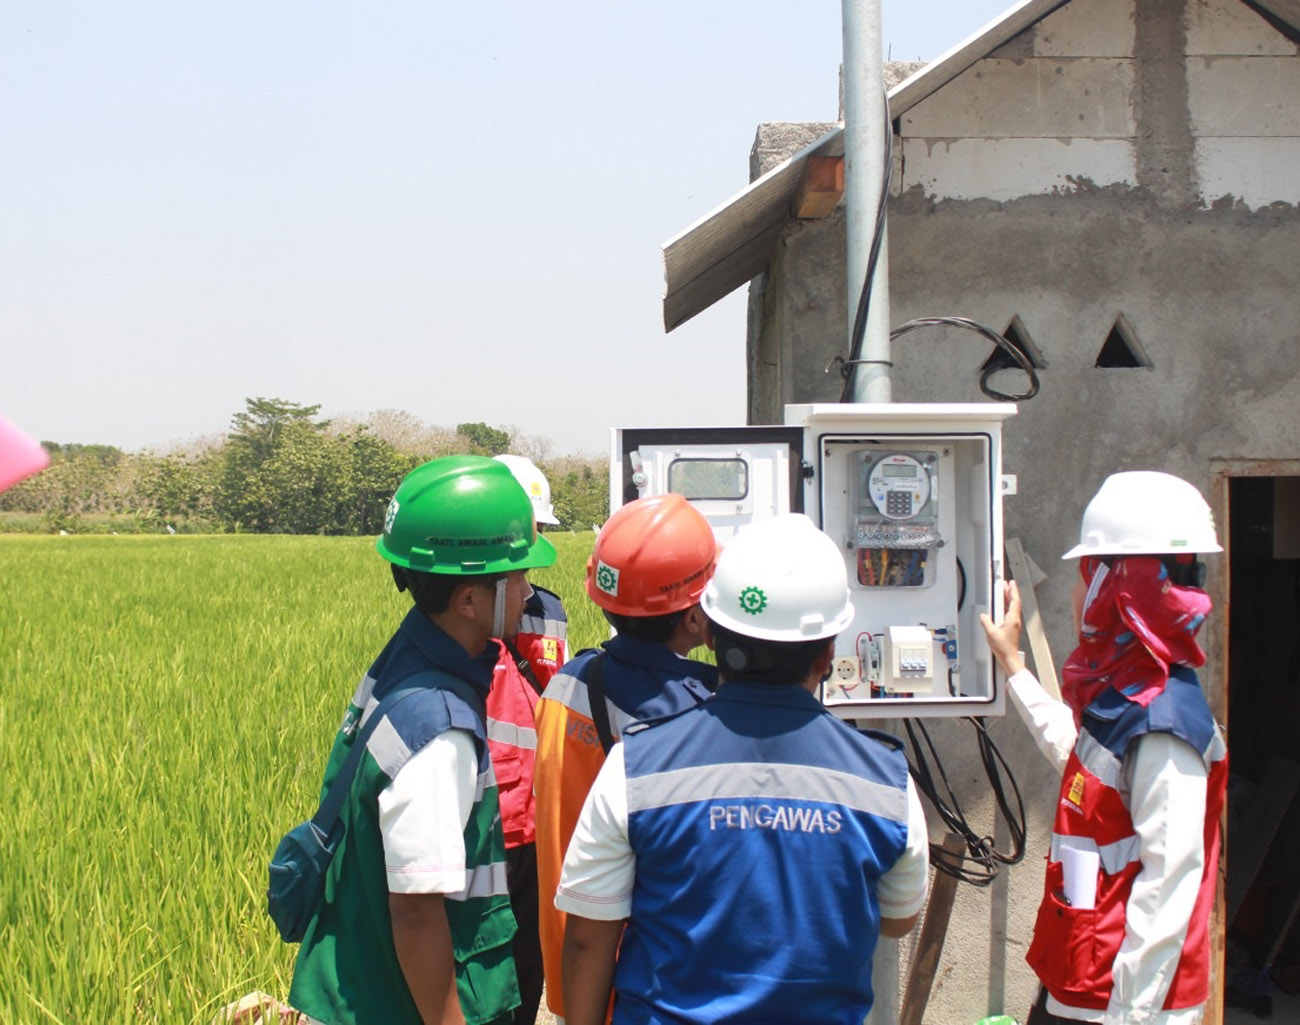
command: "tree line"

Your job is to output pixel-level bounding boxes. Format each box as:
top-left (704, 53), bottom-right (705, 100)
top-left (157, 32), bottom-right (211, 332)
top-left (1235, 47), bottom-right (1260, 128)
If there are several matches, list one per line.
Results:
top-left (0, 398), bottom-right (609, 535)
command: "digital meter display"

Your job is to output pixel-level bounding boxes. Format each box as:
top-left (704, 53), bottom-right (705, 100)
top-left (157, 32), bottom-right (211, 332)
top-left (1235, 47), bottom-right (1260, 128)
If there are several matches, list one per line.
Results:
top-left (866, 454), bottom-right (932, 521)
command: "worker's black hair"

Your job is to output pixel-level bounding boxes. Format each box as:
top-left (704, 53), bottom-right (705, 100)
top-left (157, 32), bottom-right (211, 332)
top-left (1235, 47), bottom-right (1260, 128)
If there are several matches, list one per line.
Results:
top-left (603, 609), bottom-right (687, 643)
top-left (391, 564), bottom-right (502, 616)
top-left (709, 624), bottom-right (832, 686)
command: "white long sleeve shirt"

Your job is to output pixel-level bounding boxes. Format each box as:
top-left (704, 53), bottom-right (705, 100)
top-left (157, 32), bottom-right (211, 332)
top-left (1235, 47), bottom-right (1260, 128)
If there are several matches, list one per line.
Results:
top-left (1007, 670), bottom-right (1208, 1025)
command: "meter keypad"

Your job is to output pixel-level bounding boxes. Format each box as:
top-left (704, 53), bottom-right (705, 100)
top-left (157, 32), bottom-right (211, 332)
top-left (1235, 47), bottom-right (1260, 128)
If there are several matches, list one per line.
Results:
top-left (886, 491), bottom-right (912, 517)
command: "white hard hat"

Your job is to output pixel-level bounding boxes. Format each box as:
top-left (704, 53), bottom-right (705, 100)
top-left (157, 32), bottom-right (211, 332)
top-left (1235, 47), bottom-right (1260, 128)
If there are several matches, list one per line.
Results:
top-left (702, 513), bottom-right (854, 642)
top-left (493, 454), bottom-right (559, 525)
top-left (1062, 471), bottom-right (1222, 559)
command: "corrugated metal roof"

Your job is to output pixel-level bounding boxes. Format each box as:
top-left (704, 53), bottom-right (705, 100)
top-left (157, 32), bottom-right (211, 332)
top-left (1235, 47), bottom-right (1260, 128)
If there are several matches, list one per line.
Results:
top-left (661, 0), bottom-right (1073, 332)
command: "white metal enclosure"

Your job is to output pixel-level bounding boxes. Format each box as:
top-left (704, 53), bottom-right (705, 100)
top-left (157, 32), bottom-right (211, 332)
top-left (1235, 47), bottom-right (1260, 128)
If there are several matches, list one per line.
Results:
top-left (611, 403), bottom-right (1016, 719)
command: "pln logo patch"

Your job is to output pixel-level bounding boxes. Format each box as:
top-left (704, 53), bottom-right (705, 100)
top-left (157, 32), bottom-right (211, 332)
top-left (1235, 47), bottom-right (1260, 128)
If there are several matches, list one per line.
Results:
top-left (541, 638), bottom-right (559, 663)
top-left (1066, 771), bottom-right (1086, 808)
top-left (594, 560), bottom-right (620, 597)
top-left (383, 498), bottom-right (400, 535)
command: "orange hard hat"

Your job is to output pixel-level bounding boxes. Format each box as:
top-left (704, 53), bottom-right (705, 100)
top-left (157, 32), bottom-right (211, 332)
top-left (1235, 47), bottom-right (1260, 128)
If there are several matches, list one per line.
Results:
top-left (586, 494), bottom-right (717, 616)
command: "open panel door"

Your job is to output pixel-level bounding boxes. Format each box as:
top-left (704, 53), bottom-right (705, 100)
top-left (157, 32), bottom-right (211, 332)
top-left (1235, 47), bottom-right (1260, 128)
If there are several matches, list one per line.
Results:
top-left (611, 427), bottom-right (804, 545)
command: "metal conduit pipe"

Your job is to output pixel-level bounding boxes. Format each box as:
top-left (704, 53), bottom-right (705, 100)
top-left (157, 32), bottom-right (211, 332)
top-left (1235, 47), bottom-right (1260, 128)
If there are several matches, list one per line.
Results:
top-left (841, 0), bottom-right (892, 403)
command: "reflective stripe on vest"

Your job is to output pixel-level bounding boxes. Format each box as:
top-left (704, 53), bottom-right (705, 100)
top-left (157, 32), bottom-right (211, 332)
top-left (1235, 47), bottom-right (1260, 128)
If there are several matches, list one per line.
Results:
top-left (519, 613), bottom-right (566, 640)
top-left (451, 859), bottom-right (511, 902)
top-left (486, 717), bottom-right (538, 751)
top-left (628, 759), bottom-right (909, 824)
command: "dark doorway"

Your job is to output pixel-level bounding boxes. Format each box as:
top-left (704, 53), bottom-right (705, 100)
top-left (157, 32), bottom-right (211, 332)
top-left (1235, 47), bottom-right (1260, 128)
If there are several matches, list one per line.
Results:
top-left (1224, 476), bottom-right (1300, 1021)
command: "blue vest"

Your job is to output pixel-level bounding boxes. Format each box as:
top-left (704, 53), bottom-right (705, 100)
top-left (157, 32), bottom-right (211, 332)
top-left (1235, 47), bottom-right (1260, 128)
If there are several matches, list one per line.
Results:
top-left (573, 632), bottom-right (718, 721)
top-left (616, 682), bottom-right (911, 1025)
top-left (1080, 666), bottom-right (1218, 764)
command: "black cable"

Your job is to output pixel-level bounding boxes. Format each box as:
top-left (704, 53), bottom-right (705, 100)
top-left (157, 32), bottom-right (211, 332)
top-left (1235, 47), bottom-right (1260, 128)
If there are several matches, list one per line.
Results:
top-left (971, 716), bottom-right (1028, 866)
top-left (890, 317), bottom-right (1040, 402)
top-left (838, 88), bottom-right (894, 403)
top-left (825, 86), bottom-right (1042, 404)
top-left (956, 556), bottom-right (967, 612)
top-left (904, 717), bottom-right (1028, 886)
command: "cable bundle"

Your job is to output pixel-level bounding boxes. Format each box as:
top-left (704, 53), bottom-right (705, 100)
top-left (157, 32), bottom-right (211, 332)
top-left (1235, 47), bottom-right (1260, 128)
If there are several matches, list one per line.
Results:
top-left (905, 716), bottom-right (1028, 886)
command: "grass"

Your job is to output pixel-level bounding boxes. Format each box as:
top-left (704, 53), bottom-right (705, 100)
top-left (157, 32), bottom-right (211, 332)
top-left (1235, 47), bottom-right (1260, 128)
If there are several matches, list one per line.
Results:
top-left (0, 531), bottom-right (598, 1024)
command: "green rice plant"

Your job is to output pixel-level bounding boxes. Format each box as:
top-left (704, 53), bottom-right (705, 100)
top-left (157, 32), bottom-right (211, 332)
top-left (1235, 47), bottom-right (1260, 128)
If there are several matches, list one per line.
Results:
top-left (0, 531), bottom-right (597, 1024)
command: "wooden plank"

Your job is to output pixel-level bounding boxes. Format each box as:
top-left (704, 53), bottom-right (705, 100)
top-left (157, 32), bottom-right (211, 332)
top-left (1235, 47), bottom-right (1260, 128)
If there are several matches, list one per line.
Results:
top-left (900, 834), bottom-right (966, 1025)
top-left (1004, 537), bottom-right (1061, 701)
top-left (792, 156), bottom-right (844, 219)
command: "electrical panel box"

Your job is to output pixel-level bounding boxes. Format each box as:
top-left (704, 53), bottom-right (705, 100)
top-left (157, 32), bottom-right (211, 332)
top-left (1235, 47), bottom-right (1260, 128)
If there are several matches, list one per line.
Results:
top-left (611, 403), bottom-right (1014, 719)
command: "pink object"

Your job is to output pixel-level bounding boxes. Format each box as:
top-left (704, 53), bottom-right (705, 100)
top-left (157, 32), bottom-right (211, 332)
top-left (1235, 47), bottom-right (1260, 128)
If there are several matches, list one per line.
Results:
top-left (0, 415), bottom-right (50, 493)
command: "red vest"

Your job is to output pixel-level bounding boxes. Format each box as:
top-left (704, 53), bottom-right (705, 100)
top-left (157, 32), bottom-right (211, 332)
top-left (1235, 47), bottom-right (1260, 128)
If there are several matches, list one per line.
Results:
top-left (1027, 671), bottom-right (1227, 1012)
top-left (487, 586), bottom-right (567, 848)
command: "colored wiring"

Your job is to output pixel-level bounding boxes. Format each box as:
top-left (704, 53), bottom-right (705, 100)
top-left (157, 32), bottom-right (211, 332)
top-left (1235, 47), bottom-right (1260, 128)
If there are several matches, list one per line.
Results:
top-left (904, 717), bottom-right (1027, 886)
top-left (858, 547), bottom-right (927, 587)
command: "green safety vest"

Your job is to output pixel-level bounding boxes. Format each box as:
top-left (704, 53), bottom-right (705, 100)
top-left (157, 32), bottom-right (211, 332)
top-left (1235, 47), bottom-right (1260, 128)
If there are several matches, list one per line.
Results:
top-left (289, 670), bottom-right (519, 1025)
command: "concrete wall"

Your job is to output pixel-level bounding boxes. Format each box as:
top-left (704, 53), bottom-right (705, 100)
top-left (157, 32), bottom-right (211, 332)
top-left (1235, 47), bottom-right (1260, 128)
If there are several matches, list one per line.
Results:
top-left (745, 0), bottom-right (1300, 1020)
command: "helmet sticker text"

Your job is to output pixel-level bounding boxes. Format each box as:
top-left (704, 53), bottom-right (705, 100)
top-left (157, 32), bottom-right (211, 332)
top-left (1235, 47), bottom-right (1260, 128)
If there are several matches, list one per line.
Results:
top-left (383, 498), bottom-right (400, 535)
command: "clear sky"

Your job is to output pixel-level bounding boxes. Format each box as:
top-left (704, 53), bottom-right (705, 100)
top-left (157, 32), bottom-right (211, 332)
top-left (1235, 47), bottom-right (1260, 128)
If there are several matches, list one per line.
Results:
top-left (1, 0), bottom-right (1012, 456)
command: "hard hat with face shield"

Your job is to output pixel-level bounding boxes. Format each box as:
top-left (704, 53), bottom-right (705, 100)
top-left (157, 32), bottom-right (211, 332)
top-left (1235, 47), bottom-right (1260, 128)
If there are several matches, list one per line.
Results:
top-left (494, 453), bottom-right (559, 526)
top-left (1062, 471), bottom-right (1222, 560)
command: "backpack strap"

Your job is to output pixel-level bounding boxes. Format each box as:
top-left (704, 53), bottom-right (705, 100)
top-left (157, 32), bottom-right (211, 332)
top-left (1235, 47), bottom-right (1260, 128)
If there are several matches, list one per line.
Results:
top-left (311, 670), bottom-right (484, 837)
top-left (585, 653), bottom-right (616, 755)
top-left (502, 637), bottom-right (545, 696)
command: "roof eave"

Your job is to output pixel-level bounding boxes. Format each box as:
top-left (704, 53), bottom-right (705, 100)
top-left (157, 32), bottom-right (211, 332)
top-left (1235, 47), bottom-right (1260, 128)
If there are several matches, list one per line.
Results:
top-left (661, 0), bottom-right (1072, 332)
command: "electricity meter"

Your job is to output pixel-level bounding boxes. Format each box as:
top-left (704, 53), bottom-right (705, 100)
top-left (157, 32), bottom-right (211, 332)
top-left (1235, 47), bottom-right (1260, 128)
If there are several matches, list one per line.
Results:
top-left (850, 450), bottom-right (943, 589)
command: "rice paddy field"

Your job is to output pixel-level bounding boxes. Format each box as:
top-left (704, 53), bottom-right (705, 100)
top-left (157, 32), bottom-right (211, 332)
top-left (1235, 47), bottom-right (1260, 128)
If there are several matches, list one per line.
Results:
top-left (0, 532), bottom-right (601, 1025)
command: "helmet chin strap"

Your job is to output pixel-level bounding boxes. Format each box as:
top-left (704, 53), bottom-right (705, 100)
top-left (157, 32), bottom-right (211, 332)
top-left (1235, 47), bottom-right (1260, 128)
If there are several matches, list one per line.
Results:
top-left (492, 577), bottom-right (508, 639)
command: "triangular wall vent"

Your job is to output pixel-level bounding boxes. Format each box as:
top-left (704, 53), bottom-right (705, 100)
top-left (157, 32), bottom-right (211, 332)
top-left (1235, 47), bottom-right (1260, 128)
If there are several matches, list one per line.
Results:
top-left (1095, 314), bottom-right (1152, 368)
top-left (980, 315), bottom-right (1048, 377)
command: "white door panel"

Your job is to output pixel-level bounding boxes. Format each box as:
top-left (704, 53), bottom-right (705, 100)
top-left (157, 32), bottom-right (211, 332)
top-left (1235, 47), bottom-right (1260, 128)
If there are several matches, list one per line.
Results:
top-left (612, 427), bottom-right (803, 545)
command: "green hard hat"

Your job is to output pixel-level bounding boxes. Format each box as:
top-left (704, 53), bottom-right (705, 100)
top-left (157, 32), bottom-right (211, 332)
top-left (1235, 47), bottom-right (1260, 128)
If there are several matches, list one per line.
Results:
top-left (377, 455), bottom-right (557, 575)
